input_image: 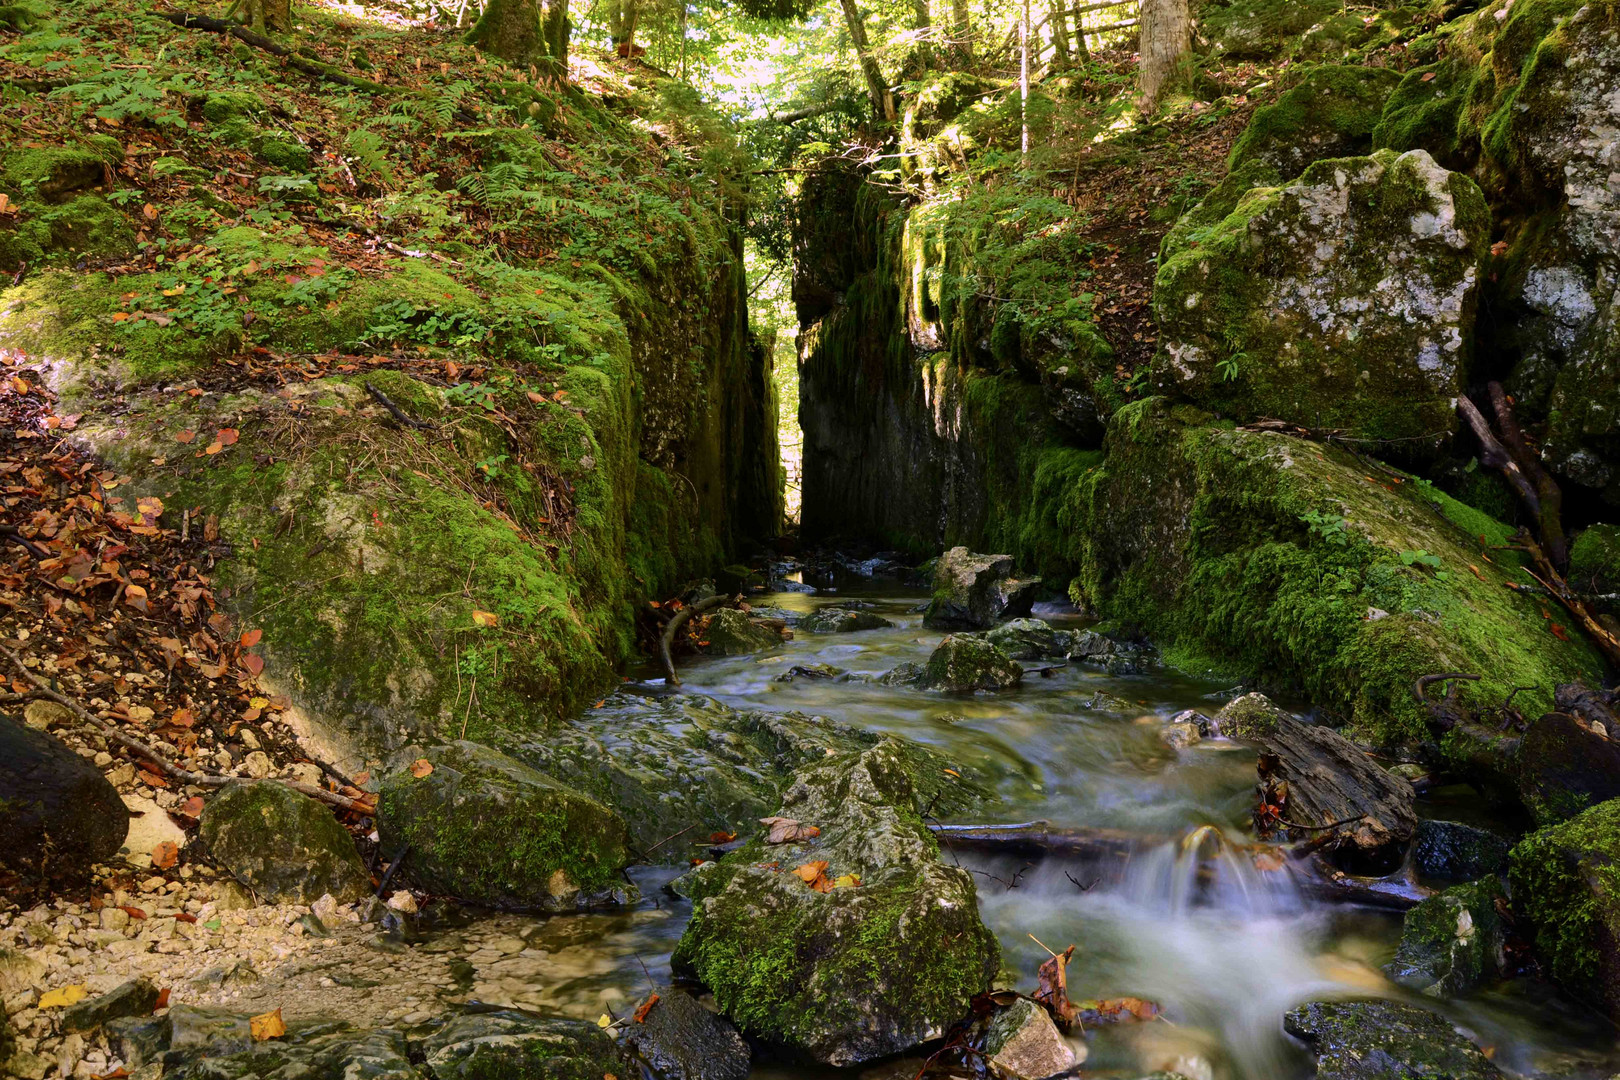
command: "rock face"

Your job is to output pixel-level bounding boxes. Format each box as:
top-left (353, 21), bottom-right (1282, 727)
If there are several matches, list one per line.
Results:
top-left (199, 782), bottom-right (370, 904)
top-left (621, 987), bottom-right (750, 1080)
top-left (1386, 877), bottom-right (1507, 996)
top-left (1154, 149), bottom-right (1489, 447)
top-left (0, 715), bottom-right (130, 873)
top-left (420, 1011), bottom-right (628, 1080)
top-left (799, 607), bottom-right (895, 633)
top-left (1283, 1000), bottom-right (1502, 1079)
top-left (924, 548), bottom-right (1040, 630)
top-left (699, 608), bottom-right (783, 655)
top-left (672, 740), bottom-right (1000, 1066)
top-left (378, 741), bottom-right (633, 912)
top-left (1074, 398), bottom-right (1604, 746)
top-left (61, 979), bottom-right (162, 1033)
top-left (1509, 797), bottom-right (1620, 1019)
top-left (916, 635), bottom-right (1024, 693)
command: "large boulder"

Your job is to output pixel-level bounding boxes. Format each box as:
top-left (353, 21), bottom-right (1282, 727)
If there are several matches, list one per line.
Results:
top-left (922, 547), bottom-right (1040, 630)
top-left (985, 617), bottom-right (1071, 660)
top-left (1413, 819), bottom-right (1512, 884)
top-left (199, 781), bottom-right (371, 904)
top-left (1227, 66), bottom-right (1404, 181)
top-left (1153, 149), bottom-right (1489, 448)
top-left (419, 1011), bottom-right (629, 1080)
top-left (0, 715), bottom-right (130, 874)
top-left (915, 635), bottom-right (1024, 693)
top-left (378, 741), bottom-right (633, 911)
top-left (698, 608), bottom-right (783, 656)
top-left (1386, 877), bottom-right (1507, 996)
top-left (1508, 797), bottom-right (1620, 1019)
top-left (1570, 525), bottom-right (1619, 619)
top-left (1514, 708), bottom-right (1620, 825)
top-left (1072, 398), bottom-right (1605, 746)
top-left (671, 740), bottom-right (1000, 1066)
top-left (1283, 1000), bottom-right (1502, 1079)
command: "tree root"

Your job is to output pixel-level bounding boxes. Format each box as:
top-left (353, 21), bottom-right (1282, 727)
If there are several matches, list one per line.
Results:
top-left (1, 643), bottom-right (373, 814)
top-left (658, 594), bottom-right (729, 687)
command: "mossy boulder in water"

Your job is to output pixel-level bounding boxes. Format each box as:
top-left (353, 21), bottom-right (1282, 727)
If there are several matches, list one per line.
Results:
top-left (1386, 877), bottom-right (1507, 996)
top-left (1074, 399), bottom-right (1604, 746)
top-left (671, 740), bottom-right (1000, 1066)
top-left (984, 617), bottom-right (1071, 659)
top-left (699, 608), bottom-right (783, 655)
top-left (799, 606), bottom-right (895, 633)
top-left (1154, 149), bottom-right (1489, 449)
top-left (1283, 999), bottom-right (1502, 1079)
top-left (917, 635), bottom-right (1024, 692)
top-left (378, 741), bottom-right (634, 912)
top-left (419, 1011), bottom-right (629, 1080)
top-left (1514, 709), bottom-right (1620, 825)
top-left (923, 547), bottom-right (1040, 630)
top-left (1508, 798), bottom-right (1620, 1019)
top-left (1413, 819), bottom-right (1512, 883)
top-left (198, 781), bottom-right (370, 903)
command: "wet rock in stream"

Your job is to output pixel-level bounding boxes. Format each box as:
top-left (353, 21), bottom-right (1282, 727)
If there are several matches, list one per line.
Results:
top-left (622, 986), bottom-right (749, 1080)
top-left (671, 740), bottom-right (1000, 1066)
top-left (697, 608), bottom-right (785, 656)
top-left (915, 635), bottom-right (1024, 692)
top-left (1413, 820), bottom-right (1512, 884)
top-left (798, 606), bottom-right (894, 633)
top-left (984, 617), bottom-right (1072, 660)
top-left (1283, 1000), bottom-right (1502, 1079)
top-left (1386, 877), bottom-right (1507, 997)
top-left (922, 548), bottom-right (1040, 630)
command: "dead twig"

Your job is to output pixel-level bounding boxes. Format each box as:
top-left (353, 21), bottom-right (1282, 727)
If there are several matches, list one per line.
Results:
top-left (1488, 381), bottom-right (1567, 571)
top-left (658, 594), bottom-right (729, 687)
top-left (364, 381), bottom-right (436, 431)
top-left (0, 525), bottom-right (50, 559)
top-left (155, 12), bottom-right (398, 94)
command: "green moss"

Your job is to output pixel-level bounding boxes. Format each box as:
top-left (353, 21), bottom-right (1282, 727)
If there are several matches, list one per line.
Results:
top-left (255, 137), bottom-right (312, 173)
top-left (1, 146), bottom-right (104, 201)
top-left (1570, 524), bottom-right (1620, 600)
top-left (1509, 799), bottom-right (1620, 1009)
top-left (201, 91), bottom-right (265, 123)
top-left (1228, 65), bottom-right (1405, 180)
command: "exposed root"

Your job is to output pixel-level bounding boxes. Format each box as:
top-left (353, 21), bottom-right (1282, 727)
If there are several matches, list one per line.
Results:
top-left (657, 593), bottom-right (729, 687)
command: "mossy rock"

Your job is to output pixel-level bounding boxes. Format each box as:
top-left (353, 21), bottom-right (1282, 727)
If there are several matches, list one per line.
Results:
top-left (200, 91), bottom-right (266, 123)
top-left (1283, 999), bottom-right (1502, 1079)
top-left (1211, 691), bottom-right (1292, 739)
top-left (198, 781), bottom-right (370, 904)
top-left (1413, 818), bottom-right (1513, 884)
top-left (700, 607), bottom-right (783, 655)
top-left (1227, 65), bottom-right (1405, 181)
top-left (1198, 0), bottom-right (1343, 60)
top-left (1386, 876), bottom-right (1507, 996)
top-left (1153, 149), bottom-right (1489, 449)
top-left (1074, 398), bottom-right (1604, 746)
top-left (1, 146), bottom-right (104, 202)
top-left (419, 1010), bottom-right (630, 1080)
top-left (798, 606), bottom-right (895, 633)
top-left (916, 634), bottom-right (1023, 692)
top-left (1514, 710), bottom-right (1620, 825)
top-left (379, 741), bottom-right (634, 912)
top-left (1508, 798), bottom-right (1620, 1019)
top-left (255, 137), bottom-right (313, 173)
top-left (671, 740), bottom-right (1000, 1065)
top-left (1569, 524), bottom-right (1620, 615)
top-left (983, 617), bottom-right (1070, 660)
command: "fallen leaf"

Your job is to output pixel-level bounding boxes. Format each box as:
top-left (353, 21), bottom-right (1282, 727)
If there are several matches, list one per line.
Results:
top-left (124, 584), bottom-right (149, 611)
top-left (240, 628), bottom-right (263, 647)
top-left (709, 831), bottom-right (737, 843)
top-left (1032, 943), bottom-right (1078, 1028)
top-left (203, 441), bottom-right (223, 456)
top-left (154, 988), bottom-right (171, 1009)
top-left (471, 609), bottom-right (498, 627)
top-left (240, 653), bottom-right (265, 676)
top-left (120, 905), bottom-right (147, 919)
top-left (39, 984), bottom-right (90, 1009)
top-left (250, 1008), bottom-right (287, 1041)
top-left (833, 873), bottom-right (862, 888)
top-left (1420, 70), bottom-right (1436, 81)
top-left (151, 841), bottom-right (179, 869)
top-left (410, 758), bottom-right (434, 778)
top-left (1550, 622), bottom-right (1570, 641)
top-left (1490, 240), bottom-right (1510, 257)
top-left (218, 428), bottom-right (240, 446)
top-left (633, 993), bottom-right (660, 1023)
top-left (760, 816), bottom-right (820, 844)
top-left (792, 860), bottom-right (829, 884)
top-left (179, 795), bottom-right (205, 818)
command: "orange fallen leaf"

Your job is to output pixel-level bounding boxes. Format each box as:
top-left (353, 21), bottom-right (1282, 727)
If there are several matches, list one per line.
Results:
top-left (760, 816), bottom-right (820, 844)
top-left (120, 905), bottom-right (147, 920)
top-left (410, 758), bottom-right (434, 778)
top-left (151, 841), bottom-right (179, 869)
top-left (1550, 623), bottom-right (1570, 641)
top-left (218, 428), bottom-right (240, 446)
top-left (471, 609), bottom-right (498, 627)
top-left (633, 992), bottom-right (660, 1023)
top-left (154, 987), bottom-right (171, 1009)
top-left (1420, 70), bottom-right (1436, 81)
top-left (1468, 564), bottom-right (1486, 581)
top-left (792, 860), bottom-right (829, 883)
top-left (250, 1008), bottom-right (286, 1041)
top-left (709, 831), bottom-right (737, 843)
top-left (203, 441), bottom-right (224, 456)
top-left (240, 628), bottom-right (263, 647)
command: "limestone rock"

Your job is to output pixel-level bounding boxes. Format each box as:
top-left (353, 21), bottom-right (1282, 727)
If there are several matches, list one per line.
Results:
top-left (984, 617), bottom-right (1071, 660)
top-left (419, 1010), bottom-right (627, 1080)
top-left (1386, 877), bottom-right (1507, 996)
top-left (120, 794), bottom-right (187, 867)
top-left (198, 781), bottom-right (370, 904)
top-left (672, 740), bottom-right (1001, 1066)
top-left (983, 999), bottom-right (1076, 1078)
top-left (1509, 798), bottom-right (1620, 1019)
top-left (113, 1006), bottom-right (420, 1080)
top-left (61, 979), bottom-right (162, 1033)
top-left (622, 986), bottom-right (750, 1080)
top-left (1153, 149), bottom-right (1488, 447)
top-left (698, 607), bottom-right (782, 656)
top-left (0, 715), bottom-right (130, 873)
top-left (378, 740), bottom-right (633, 911)
top-left (923, 548), bottom-right (1040, 630)
top-left (0, 946), bottom-right (45, 997)
top-left (916, 635), bottom-right (1024, 693)
top-left (1283, 999), bottom-right (1501, 1079)
top-left (799, 606), bottom-right (895, 633)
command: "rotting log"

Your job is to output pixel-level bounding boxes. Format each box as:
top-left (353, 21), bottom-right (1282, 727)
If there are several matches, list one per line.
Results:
top-left (158, 12), bottom-right (401, 95)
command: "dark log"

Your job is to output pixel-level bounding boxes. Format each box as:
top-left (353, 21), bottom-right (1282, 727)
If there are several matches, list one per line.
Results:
top-left (157, 12), bottom-right (398, 95)
top-left (1489, 381), bottom-right (1567, 571)
top-left (927, 820), bottom-right (1155, 860)
top-left (1288, 853), bottom-right (1429, 911)
top-left (658, 594), bottom-right (729, 688)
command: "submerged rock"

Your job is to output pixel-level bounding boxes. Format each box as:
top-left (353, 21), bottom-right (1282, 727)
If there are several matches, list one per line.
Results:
top-left (198, 781), bottom-right (370, 904)
top-left (1283, 999), bottom-right (1502, 1079)
top-left (985, 617), bottom-right (1072, 659)
top-left (877, 661), bottom-right (927, 686)
top-left (923, 547), bottom-right (1040, 630)
top-left (622, 987), bottom-right (750, 1080)
top-left (1154, 149), bottom-right (1488, 447)
top-left (1386, 877), bottom-right (1507, 996)
top-left (1508, 797), bottom-right (1620, 1019)
top-left (1413, 819), bottom-right (1512, 884)
top-left (916, 635), bottom-right (1024, 693)
top-left (773, 663), bottom-right (845, 683)
top-left (799, 606), bottom-right (895, 633)
top-left (672, 740), bottom-right (1000, 1066)
top-left (0, 716), bottom-right (130, 874)
top-left (378, 741), bottom-right (633, 912)
top-left (699, 608), bottom-right (783, 656)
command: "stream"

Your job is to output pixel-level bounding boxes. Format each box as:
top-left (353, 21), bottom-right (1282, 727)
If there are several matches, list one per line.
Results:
top-left (435, 579), bottom-right (1620, 1079)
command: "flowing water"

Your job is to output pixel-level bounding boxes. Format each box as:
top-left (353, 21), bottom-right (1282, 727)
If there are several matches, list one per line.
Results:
top-left (451, 579), bottom-right (1620, 1079)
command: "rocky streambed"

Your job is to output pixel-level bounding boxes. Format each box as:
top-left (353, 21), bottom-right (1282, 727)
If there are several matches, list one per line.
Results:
top-left (8, 565), bottom-right (1620, 1080)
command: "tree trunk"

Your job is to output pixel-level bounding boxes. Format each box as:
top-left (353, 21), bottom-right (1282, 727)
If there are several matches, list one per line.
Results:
top-left (541, 0), bottom-right (568, 71)
top-left (1049, 0), bottom-right (1071, 69)
top-left (465, 0), bottom-right (566, 74)
top-left (950, 0), bottom-right (972, 61)
top-left (1137, 0), bottom-right (1191, 111)
top-left (838, 0), bottom-right (895, 122)
top-left (607, 0), bottom-right (639, 54)
top-left (1019, 0), bottom-right (1030, 160)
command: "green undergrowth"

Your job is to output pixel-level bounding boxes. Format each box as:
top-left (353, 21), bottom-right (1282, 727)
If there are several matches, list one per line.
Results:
top-left (1509, 799), bottom-right (1620, 1007)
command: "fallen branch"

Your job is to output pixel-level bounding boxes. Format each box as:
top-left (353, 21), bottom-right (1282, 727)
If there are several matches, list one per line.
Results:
top-left (2, 643), bottom-right (372, 814)
top-left (658, 594), bottom-right (729, 687)
top-left (364, 381), bottom-right (436, 431)
top-left (155, 11), bottom-right (397, 94)
top-left (927, 820), bottom-right (1156, 860)
top-left (1514, 533), bottom-right (1620, 667)
top-left (1457, 394), bottom-right (1540, 520)
top-left (0, 524), bottom-right (50, 559)
top-left (1488, 381), bottom-right (1567, 570)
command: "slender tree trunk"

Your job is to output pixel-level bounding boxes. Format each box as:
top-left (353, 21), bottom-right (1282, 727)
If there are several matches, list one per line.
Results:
top-left (838, 0), bottom-right (895, 122)
top-left (677, 0), bottom-right (688, 77)
top-left (1138, 0), bottom-right (1191, 112)
top-left (1049, 0), bottom-right (1071, 69)
top-left (1019, 0), bottom-right (1030, 161)
top-left (950, 0), bottom-right (972, 61)
top-left (911, 0), bottom-right (933, 66)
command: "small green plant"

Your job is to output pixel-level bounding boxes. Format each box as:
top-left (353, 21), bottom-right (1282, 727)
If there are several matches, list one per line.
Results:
top-left (257, 174), bottom-right (315, 200)
top-left (1216, 353), bottom-right (1246, 382)
top-left (445, 380), bottom-right (497, 411)
top-left (473, 453), bottom-right (509, 479)
top-left (106, 187), bottom-right (145, 207)
top-left (1301, 510), bottom-right (1350, 545)
top-left (1400, 549), bottom-right (1449, 580)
